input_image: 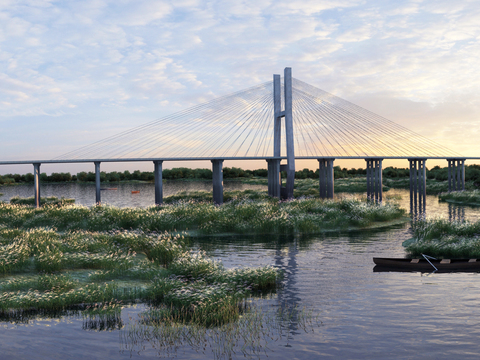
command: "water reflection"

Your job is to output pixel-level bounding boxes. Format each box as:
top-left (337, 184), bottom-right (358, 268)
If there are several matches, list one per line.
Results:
top-left (409, 190), bottom-right (426, 219)
top-left (274, 239), bottom-right (301, 341)
top-left (410, 198), bottom-right (426, 221)
top-left (0, 181), bottom-right (265, 208)
top-left (0, 307), bottom-right (123, 332)
top-left (448, 202), bottom-right (466, 222)
top-left (82, 313), bottom-right (123, 331)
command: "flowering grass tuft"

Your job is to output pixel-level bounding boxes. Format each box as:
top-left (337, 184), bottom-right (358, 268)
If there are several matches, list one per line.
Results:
top-left (407, 219), bottom-right (480, 258)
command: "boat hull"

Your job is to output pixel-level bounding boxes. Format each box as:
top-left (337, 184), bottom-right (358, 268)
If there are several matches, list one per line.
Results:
top-left (373, 257), bottom-right (480, 272)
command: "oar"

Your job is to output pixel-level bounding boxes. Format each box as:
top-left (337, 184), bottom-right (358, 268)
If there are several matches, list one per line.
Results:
top-left (422, 254), bottom-right (438, 272)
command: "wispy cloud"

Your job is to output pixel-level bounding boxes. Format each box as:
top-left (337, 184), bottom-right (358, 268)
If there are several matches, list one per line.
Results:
top-left (0, 0), bottom-right (480, 164)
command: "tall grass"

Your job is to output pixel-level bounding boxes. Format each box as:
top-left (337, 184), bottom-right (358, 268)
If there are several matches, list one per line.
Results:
top-left (406, 219), bottom-right (480, 258)
top-left (0, 191), bottom-right (401, 326)
top-left (122, 305), bottom-right (320, 359)
top-left (438, 190), bottom-right (480, 205)
top-left (0, 222), bottom-right (281, 325)
top-left (384, 178), bottom-right (477, 195)
top-left (0, 196), bottom-right (405, 235)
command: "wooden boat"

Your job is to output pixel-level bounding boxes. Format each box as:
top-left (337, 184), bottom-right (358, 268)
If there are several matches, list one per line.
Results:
top-left (131, 190), bottom-right (140, 194)
top-left (373, 257), bottom-right (480, 272)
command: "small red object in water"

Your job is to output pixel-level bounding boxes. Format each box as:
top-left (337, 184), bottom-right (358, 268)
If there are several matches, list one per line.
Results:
top-left (131, 190), bottom-right (140, 194)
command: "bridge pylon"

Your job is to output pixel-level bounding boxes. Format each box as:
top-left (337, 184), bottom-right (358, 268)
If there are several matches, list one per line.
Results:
top-left (270, 67), bottom-right (295, 199)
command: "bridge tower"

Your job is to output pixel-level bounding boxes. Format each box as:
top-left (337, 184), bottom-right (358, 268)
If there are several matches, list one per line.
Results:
top-left (270, 67), bottom-right (295, 199)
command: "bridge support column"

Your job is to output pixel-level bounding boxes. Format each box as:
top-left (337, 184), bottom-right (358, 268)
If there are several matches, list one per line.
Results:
top-left (365, 158), bottom-right (383, 202)
top-left (318, 158), bottom-right (334, 199)
top-left (273, 68), bottom-right (295, 200)
top-left (154, 160), bottom-right (163, 205)
top-left (267, 159), bottom-right (281, 198)
top-left (447, 159), bottom-right (465, 192)
top-left (33, 163), bottom-right (41, 208)
top-left (409, 159), bottom-right (427, 215)
top-left (95, 161), bottom-right (101, 205)
top-left (212, 159), bottom-right (224, 205)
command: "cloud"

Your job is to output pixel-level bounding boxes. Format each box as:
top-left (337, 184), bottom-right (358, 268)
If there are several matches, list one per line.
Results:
top-left (1, 0), bottom-right (480, 165)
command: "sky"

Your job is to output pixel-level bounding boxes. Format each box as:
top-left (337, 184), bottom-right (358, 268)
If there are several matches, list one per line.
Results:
top-left (1, 0), bottom-right (480, 175)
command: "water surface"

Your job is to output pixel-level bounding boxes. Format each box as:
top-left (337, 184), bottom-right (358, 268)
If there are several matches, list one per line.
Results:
top-left (2, 186), bottom-right (480, 359)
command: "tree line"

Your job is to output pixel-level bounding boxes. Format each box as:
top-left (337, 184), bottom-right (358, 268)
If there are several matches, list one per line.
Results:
top-left (2, 165), bottom-right (480, 185)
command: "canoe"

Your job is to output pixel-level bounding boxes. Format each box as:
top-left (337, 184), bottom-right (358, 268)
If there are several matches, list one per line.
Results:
top-left (131, 190), bottom-right (140, 194)
top-left (373, 257), bottom-right (480, 272)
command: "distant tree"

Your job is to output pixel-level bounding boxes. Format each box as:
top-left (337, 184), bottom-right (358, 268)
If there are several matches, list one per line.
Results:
top-left (77, 172), bottom-right (88, 182)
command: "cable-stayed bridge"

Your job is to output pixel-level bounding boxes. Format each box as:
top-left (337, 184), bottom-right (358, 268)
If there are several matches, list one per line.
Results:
top-left (0, 68), bottom-right (471, 210)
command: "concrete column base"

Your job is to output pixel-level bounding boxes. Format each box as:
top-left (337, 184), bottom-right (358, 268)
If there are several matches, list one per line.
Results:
top-left (409, 159), bottom-right (427, 215)
top-left (365, 158), bottom-right (383, 202)
top-left (267, 159), bottom-right (281, 198)
top-left (33, 163), bottom-right (41, 208)
top-left (154, 160), bottom-right (163, 205)
top-left (318, 158), bottom-right (335, 199)
top-left (212, 160), bottom-right (224, 205)
top-left (95, 161), bottom-right (101, 205)
top-left (447, 159), bottom-right (466, 192)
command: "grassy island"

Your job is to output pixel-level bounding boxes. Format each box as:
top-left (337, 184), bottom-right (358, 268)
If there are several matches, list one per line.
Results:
top-left (406, 219), bottom-right (480, 258)
top-left (0, 193), bottom-right (405, 328)
top-left (438, 190), bottom-right (480, 206)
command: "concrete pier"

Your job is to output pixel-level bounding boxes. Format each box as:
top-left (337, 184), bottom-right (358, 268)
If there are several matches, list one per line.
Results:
top-left (212, 159), bottom-right (224, 205)
top-left (267, 159), bottom-right (281, 198)
top-left (33, 163), bottom-right (41, 208)
top-left (95, 161), bottom-right (101, 205)
top-left (154, 160), bottom-right (163, 205)
top-left (447, 159), bottom-right (465, 192)
top-left (409, 159), bottom-right (427, 215)
top-left (365, 158), bottom-right (383, 202)
top-left (318, 158), bottom-right (334, 199)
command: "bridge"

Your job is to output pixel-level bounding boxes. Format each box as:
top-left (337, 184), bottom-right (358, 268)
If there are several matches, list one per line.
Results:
top-left (0, 68), bottom-right (475, 210)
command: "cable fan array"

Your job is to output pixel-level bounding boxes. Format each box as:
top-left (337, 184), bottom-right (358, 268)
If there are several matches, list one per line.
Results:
top-left (55, 78), bottom-right (461, 160)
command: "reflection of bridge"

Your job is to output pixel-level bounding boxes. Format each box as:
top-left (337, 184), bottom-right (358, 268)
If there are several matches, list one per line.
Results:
top-left (0, 68), bottom-right (473, 209)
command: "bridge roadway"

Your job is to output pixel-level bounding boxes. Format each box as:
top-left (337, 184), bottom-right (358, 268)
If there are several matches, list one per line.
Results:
top-left (0, 156), bottom-right (473, 209)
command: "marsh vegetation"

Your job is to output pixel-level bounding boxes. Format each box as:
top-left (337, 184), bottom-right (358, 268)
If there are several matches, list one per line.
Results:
top-left (406, 218), bottom-right (480, 259)
top-left (438, 190), bottom-right (480, 205)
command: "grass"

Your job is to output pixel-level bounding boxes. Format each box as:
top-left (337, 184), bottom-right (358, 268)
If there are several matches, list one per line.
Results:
top-left (0, 222), bottom-right (281, 326)
top-left (0, 189), bottom-right (405, 329)
top-left (384, 178), bottom-right (477, 195)
top-left (0, 193), bottom-right (406, 235)
top-left (438, 190), bottom-right (480, 206)
top-left (406, 218), bottom-right (480, 258)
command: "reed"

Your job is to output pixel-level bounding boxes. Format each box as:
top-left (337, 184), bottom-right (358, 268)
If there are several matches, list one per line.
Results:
top-left (0, 223), bottom-right (281, 324)
top-left (384, 178), bottom-right (476, 195)
top-left (0, 192), bottom-right (401, 324)
top-left (406, 219), bottom-right (480, 258)
top-left (438, 190), bottom-right (480, 205)
top-left (122, 304), bottom-right (320, 359)
top-left (0, 196), bottom-right (405, 235)
top-left (82, 301), bottom-right (124, 331)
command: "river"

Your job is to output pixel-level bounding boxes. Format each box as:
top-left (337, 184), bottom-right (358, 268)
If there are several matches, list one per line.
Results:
top-left (1, 184), bottom-right (480, 359)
